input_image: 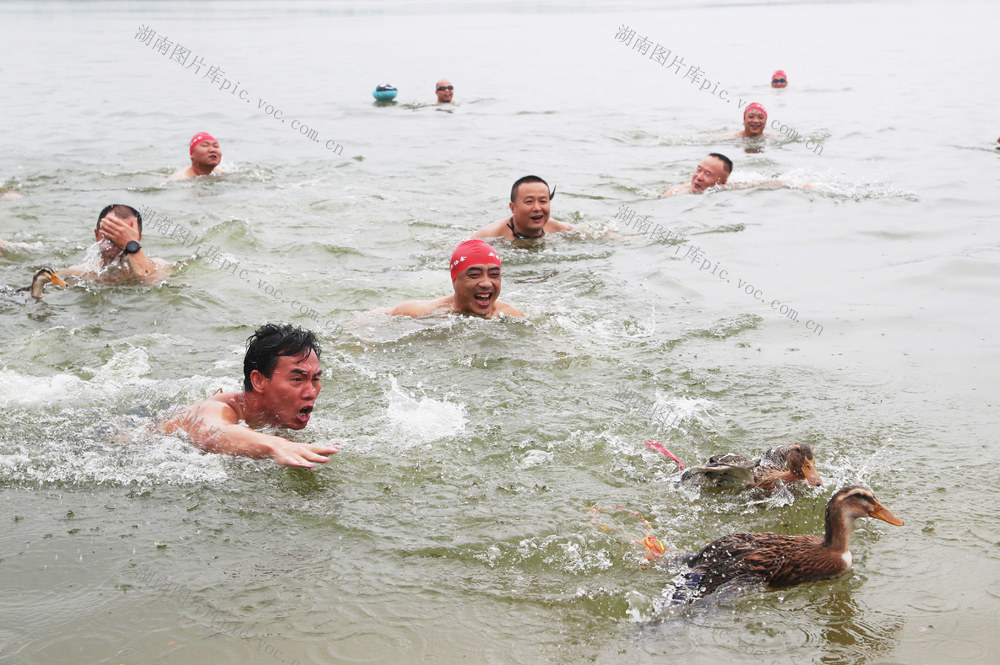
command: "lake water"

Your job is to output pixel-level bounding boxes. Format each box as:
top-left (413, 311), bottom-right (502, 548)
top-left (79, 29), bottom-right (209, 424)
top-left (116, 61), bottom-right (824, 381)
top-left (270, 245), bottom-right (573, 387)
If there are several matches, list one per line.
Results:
top-left (1, 1), bottom-right (998, 663)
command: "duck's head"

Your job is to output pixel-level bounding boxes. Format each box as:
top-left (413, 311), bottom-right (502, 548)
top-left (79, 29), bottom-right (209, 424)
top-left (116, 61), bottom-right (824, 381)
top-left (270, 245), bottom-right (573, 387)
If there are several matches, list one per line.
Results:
top-left (30, 267), bottom-right (67, 299)
top-left (787, 443), bottom-right (823, 486)
top-left (829, 486), bottom-right (904, 526)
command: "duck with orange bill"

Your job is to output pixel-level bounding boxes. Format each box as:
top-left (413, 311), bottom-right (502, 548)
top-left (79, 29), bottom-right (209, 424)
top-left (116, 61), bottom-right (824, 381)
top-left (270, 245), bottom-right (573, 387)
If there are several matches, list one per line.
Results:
top-left (680, 443), bottom-right (823, 492)
top-left (1, 267), bottom-right (67, 302)
top-left (671, 486), bottom-right (903, 602)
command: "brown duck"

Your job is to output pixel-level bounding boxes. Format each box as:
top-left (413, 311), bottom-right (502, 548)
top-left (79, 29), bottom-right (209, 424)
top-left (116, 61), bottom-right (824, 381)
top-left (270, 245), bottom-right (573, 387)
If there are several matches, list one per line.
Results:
top-left (680, 443), bottom-right (822, 492)
top-left (675, 486), bottom-right (903, 600)
top-left (1, 267), bottom-right (67, 301)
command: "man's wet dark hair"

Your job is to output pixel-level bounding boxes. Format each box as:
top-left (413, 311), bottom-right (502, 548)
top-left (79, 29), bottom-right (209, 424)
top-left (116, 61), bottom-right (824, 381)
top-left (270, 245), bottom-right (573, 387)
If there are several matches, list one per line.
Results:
top-left (510, 175), bottom-right (555, 202)
top-left (243, 323), bottom-right (322, 391)
top-left (708, 153), bottom-right (734, 175)
top-left (97, 204), bottom-right (143, 233)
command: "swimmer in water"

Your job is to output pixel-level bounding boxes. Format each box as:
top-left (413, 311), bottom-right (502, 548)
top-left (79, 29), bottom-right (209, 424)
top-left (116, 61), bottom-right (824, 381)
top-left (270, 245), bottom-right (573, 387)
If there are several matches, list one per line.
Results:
top-left (660, 153), bottom-right (815, 196)
top-left (771, 70), bottom-right (788, 88)
top-left (435, 79), bottom-right (456, 104)
top-left (1, 180), bottom-right (23, 200)
top-left (170, 132), bottom-right (223, 179)
top-left (161, 323), bottom-right (339, 468)
top-left (60, 204), bottom-right (171, 284)
top-left (472, 175), bottom-right (574, 240)
top-left (731, 103), bottom-right (777, 138)
top-left (660, 153), bottom-right (733, 196)
top-left (385, 239), bottom-right (524, 319)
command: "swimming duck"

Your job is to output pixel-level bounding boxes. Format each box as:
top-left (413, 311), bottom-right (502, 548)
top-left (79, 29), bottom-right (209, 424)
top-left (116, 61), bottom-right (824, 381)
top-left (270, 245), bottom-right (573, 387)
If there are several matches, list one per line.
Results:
top-left (0, 267), bottom-right (67, 301)
top-left (680, 443), bottom-right (822, 492)
top-left (676, 486), bottom-right (903, 600)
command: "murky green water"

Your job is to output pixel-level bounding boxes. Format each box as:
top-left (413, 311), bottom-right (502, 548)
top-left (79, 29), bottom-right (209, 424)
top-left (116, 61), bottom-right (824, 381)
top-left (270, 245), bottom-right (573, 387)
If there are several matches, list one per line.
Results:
top-left (2, 1), bottom-right (998, 663)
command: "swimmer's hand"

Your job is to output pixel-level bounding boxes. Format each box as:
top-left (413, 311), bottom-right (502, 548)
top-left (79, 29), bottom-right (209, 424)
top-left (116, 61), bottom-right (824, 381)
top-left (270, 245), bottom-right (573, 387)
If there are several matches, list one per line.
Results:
top-left (270, 438), bottom-right (340, 468)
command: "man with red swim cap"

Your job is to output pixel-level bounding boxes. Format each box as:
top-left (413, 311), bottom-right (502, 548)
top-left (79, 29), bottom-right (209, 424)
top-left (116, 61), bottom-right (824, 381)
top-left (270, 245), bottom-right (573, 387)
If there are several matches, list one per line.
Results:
top-left (771, 70), bottom-right (788, 89)
top-left (170, 131), bottom-right (223, 179)
top-left (737, 102), bottom-right (772, 138)
top-left (386, 239), bottom-right (524, 319)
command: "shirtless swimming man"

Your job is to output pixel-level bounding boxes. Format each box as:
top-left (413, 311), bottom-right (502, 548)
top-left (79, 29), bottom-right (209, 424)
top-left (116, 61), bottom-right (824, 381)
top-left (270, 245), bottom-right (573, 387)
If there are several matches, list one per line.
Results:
top-left (472, 175), bottom-right (574, 240)
top-left (385, 239), bottom-right (524, 319)
top-left (162, 323), bottom-right (339, 468)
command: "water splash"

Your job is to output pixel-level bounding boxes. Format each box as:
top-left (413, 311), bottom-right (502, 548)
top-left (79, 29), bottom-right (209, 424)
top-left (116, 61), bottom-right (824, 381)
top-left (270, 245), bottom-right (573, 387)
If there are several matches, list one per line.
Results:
top-left (382, 376), bottom-right (466, 447)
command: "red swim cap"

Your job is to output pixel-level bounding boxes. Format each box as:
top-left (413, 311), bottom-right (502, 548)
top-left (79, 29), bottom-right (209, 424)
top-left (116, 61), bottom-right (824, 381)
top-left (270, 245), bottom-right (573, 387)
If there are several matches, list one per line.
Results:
top-left (744, 102), bottom-right (767, 118)
top-left (450, 239), bottom-right (501, 281)
top-left (189, 132), bottom-right (218, 154)
top-left (772, 70), bottom-right (786, 79)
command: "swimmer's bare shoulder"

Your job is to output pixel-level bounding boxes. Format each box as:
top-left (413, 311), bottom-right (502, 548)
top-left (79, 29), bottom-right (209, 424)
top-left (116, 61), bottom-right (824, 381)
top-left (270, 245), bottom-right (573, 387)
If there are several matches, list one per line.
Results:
top-left (546, 219), bottom-right (574, 232)
top-left (169, 167), bottom-right (226, 180)
top-left (472, 217), bottom-right (574, 239)
top-left (493, 301), bottom-right (525, 318)
top-left (59, 258), bottom-right (173, 285)
top-left (472, 219), bottom-right (510, 239)
top-left (660, 184), bottom-right (693, 197)
top-left (160, 392), bottom-right (237, 435)
top-left (386, 296), bottom-right (454, 318)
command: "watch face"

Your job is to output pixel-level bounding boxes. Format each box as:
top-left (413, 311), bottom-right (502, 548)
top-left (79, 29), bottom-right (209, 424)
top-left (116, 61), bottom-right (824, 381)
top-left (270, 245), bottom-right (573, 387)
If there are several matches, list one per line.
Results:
top-left (125, 240), bottom-right (141, 254)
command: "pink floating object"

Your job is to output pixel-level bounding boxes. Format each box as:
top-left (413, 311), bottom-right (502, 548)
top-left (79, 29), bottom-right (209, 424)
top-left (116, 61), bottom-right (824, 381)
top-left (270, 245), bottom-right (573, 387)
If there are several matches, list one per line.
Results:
top-left (645, 439), bottom-right (686, 470)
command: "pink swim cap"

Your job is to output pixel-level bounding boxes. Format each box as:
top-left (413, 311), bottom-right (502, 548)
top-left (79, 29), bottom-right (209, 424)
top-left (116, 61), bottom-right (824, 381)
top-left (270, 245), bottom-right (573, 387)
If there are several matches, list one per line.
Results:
top-left (743, 102), bottom-right (767, 118)
top-left (189, 132), bottom-right (218, 154)
top-left (772, 70), bottom-right (786, 79)
top-left (450, 239), bottom-right (501, 281)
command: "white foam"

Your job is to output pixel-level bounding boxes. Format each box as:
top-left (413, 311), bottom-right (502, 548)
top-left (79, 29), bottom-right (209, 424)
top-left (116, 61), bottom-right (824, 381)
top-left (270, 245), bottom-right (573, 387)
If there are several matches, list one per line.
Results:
top-left (382, 376), bottom-right (466, 447)
top-left (0, 369), bottom-right (87, 408)
top-left (520, 449), bottom-right (554, 468)
top-left (0, 346), bottom-right (152, 407)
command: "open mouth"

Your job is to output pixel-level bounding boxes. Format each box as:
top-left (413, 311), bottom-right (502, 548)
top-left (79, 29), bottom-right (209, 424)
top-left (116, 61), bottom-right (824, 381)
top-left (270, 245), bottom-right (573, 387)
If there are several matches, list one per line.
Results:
top-left (474, 293), bottom-right (494, 308)
top-left (296, 405), bottom-right (313, 424)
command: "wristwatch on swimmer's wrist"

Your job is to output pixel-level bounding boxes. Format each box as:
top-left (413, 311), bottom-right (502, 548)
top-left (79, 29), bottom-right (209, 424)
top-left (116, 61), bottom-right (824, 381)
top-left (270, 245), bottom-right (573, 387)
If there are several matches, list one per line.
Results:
top-left (124, 240), bottom-right (142, 254)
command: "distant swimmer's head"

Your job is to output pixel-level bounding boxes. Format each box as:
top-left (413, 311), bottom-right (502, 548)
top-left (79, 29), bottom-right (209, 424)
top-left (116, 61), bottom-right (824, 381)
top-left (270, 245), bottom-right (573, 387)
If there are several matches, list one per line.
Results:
top-left (243, 323), bottom-right (323, 430)
top-left (189, 131), bottom-right (222, 174)
top-left (450, 239), bottom-right (503, 317)
top-left (509, 175), bottom-right (554, 238)
top-left (95, 204), bottom-right (142, 260)
top-left (771, 70), bottom-right (787, 88)
top-left (742, 103), bottom-right (767, 136)
top-left (691, 154), bottom-right (732, 193)
top-left (435, 79), bottom-right (455, 104)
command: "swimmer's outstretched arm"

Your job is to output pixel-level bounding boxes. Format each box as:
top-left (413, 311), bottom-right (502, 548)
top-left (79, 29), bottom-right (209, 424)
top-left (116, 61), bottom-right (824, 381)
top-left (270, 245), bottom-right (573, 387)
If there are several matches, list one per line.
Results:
top-left (163, 400), bottom-right (339, 468)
